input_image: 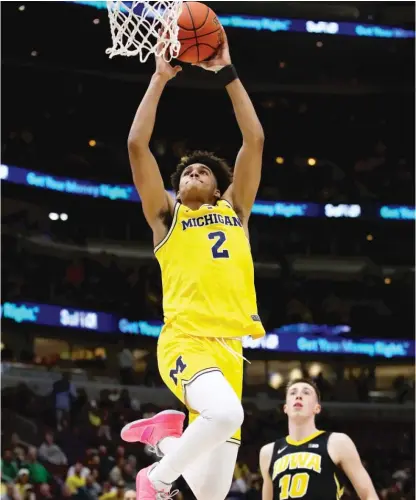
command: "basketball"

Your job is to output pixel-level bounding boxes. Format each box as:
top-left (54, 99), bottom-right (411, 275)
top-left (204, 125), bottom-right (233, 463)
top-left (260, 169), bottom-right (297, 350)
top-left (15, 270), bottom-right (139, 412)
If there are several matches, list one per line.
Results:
top-left (177, 2), bottom-right (223, 64)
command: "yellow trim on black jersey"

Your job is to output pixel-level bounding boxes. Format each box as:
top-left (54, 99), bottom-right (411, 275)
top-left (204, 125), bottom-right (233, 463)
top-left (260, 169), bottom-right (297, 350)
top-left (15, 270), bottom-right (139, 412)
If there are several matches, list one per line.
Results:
top-left (334, 472), bottom-right (344, 499)
top-left (154, 202), bottom-right (180, 253)
top-left (286, 430), bottom-right (326, 446)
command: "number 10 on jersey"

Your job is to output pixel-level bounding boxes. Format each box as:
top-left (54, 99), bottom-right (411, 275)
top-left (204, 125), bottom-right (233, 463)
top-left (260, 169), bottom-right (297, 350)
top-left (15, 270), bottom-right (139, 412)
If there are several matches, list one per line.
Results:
top-left (279, 473), bottom-right (310, 499)
top-left (208, 231), bottom-right (229, 259)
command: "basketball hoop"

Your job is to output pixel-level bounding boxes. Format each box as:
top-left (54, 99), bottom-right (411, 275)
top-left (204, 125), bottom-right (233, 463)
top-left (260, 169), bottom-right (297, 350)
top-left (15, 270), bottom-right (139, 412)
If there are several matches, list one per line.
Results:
top-left (106, 1), bottom-right (183, 63)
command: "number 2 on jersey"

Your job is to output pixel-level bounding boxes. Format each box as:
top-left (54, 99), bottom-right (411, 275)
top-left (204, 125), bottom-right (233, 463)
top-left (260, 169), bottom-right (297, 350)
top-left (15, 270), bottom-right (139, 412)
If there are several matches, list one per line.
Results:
top-left (279, 473), bottom-right (310, 499)
top-left (208, 231), bottom-right (229, 259)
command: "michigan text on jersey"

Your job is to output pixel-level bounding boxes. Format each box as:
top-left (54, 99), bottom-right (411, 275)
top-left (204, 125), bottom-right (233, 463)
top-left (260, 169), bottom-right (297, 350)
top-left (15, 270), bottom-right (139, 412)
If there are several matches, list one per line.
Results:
top-left (181, 212), bottom-right (242, 231)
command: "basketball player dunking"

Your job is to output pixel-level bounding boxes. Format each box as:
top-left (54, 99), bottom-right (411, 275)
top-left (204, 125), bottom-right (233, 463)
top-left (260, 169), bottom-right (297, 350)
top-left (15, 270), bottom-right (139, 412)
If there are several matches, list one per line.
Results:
top-left (121, 27), bottom-right (265, 499)
top-left (260, 379), bottom-right (379, 500)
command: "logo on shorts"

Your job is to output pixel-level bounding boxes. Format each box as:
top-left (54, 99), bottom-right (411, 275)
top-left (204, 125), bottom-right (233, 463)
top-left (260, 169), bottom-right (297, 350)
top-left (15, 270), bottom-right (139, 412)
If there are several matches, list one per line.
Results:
top-left (251, 314), bottom-right (261, 322)
top-left (169, 356), bottom-right (187, 386)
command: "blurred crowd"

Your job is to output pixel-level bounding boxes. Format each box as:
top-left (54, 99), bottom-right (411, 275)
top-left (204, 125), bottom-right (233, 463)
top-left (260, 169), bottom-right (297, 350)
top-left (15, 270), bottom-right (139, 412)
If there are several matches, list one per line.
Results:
top-left (2, 66), bottom-right (414, 206)
top-left (1, 380), bottom-right (414, 500)
top-left (2, 230), bottom-right (413, 340)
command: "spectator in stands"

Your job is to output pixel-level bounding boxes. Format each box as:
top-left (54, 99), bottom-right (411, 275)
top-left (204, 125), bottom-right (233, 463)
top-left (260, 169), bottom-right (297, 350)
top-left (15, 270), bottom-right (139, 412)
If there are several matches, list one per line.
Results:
top-left (97, 447), bottom-right (114, 481)
top-left (14, 469), bottom-right (33, 500)
top-left (65, 461), bottom-right (86, 495)
top-left (67, 460), bottom-right (90, 481)
top-left (1, 482), bottom-right (20, 500)
top-left (37, 483), bottom-right (53, 499)
top-left (109, 458), bottom-right (124, 485)
top-left (52, 373), bottom-right (77, 431)
top-left (38, 432), bottom-right (68, 466)
top-left (1, 450), bottom-right (18, 483)
top-left (120, 463), bottom-right (135, 491)
top-left (97, 481), bottom-right (115, 500)
top-left (117, 341), bottom-right (134, 386)
top-left (24, 448), bottom-right (49, 485)
top-left (82, 474), bottom-right (102, 499)
top-left (115, 481), bottom-right (125, 500)
top-left (9, 435), bottom-right (26, 465)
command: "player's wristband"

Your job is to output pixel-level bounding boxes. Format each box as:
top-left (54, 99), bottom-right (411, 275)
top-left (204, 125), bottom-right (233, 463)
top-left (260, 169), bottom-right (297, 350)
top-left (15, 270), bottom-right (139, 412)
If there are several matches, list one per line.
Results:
top-left (215, 64), bottom-right (238, 86)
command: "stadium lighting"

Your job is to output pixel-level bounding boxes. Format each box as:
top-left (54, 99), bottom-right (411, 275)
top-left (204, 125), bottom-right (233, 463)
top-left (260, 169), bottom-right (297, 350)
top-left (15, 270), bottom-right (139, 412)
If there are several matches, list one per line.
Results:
top-left (384, 277), bottom-right (391, 285)
top-left (289, 368), bottom-right (303, 381)
top-left (269, 372), bottom-right (283, 389)
top-left (49, 212), bottom-right (59, 221)
top-left (89, 139), bottom-right (97, 147)
top-left (275, 156), bottom-right (284, 165)
top-left (307, 158), bottom-right (316, 166)
top-left (18, 5), bottom-right (25, 11)
top-left (366, 234), bottom-right (374, 241)
top-left (93, 18), bottom-right (100, 25)
top-left (309, 363), bottom-right (322, 378)
top-left (60, 213), bottom-right (68, 221)
top-left (31, 51), bottom-right (38, 57)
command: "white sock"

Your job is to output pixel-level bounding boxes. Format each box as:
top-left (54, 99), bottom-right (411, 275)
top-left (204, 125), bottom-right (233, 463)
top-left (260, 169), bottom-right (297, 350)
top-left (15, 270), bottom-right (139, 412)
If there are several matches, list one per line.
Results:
top-left (149, 371), bottom-right (243, 485)
top-left (158, 436), bottom-right (179, 456)
top-left (148, 464), bottom-right (171, 492)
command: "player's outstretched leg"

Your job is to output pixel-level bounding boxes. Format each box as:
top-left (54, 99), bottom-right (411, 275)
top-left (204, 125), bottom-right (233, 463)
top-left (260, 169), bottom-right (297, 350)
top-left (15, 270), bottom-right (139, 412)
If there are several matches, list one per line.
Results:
top-left (124, 371), bottom-right (244, 499)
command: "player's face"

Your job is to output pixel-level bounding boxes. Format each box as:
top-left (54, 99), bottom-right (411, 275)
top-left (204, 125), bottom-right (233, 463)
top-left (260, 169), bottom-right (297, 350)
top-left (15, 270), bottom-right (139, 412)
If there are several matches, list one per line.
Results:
top-left (284, 382), bottom-right (321, 420)
top-left (178, 163), bottom-right (220, 202)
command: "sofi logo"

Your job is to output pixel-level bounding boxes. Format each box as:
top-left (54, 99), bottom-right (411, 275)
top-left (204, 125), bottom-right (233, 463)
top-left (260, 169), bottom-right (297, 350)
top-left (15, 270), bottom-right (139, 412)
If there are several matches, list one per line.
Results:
top-left (306, 21), bottom-right (339, 35)
top-left (60, 309), bottom-right (98, 330)
top-left (325, 204), bottom-right (361, 218)
top-left (1, 302), bottom-right (40, 323)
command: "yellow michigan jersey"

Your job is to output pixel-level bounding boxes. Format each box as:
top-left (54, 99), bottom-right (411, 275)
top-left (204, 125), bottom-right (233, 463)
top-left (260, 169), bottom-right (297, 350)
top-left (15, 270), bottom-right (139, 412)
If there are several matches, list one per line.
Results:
top-left (155, 199), bottom-right (265, 340)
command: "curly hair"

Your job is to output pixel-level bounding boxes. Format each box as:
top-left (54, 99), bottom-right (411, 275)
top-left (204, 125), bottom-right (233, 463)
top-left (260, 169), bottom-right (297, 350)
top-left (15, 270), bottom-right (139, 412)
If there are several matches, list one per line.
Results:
top-left (170, 150), bottom-right (233, 197)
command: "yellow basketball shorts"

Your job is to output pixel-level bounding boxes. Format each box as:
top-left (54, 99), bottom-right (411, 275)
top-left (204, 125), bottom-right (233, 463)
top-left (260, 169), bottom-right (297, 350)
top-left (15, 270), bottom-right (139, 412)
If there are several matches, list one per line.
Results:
top-left (157, 326), bottom-right (243, 444)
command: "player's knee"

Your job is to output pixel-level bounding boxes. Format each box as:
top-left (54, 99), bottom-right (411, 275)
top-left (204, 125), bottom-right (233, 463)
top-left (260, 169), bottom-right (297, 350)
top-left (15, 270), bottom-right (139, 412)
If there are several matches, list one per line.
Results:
top-left (208, 402), bottom-right (244, 434)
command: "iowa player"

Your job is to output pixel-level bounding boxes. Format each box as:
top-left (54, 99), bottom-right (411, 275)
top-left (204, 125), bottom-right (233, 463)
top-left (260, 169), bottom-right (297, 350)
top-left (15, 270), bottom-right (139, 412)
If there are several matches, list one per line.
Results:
top-left (121, 27), bottom-right (265, 500)
top-left (260, 379), bottom-right (379, 500)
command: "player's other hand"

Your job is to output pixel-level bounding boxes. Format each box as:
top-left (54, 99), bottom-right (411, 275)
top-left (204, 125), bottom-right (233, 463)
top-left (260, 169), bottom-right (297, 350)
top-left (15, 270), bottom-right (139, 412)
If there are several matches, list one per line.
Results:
top-left (154, 31), bottom-right (182, 81)
top-left (154, 53), bottom-right (182, 81)
top-left (194, 26), bottom-right (232, 72)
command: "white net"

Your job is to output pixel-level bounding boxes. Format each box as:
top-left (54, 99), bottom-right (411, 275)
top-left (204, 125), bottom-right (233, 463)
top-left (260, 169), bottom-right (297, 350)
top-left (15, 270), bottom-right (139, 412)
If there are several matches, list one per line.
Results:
top-left (106, 1), bottom-right (183, 63)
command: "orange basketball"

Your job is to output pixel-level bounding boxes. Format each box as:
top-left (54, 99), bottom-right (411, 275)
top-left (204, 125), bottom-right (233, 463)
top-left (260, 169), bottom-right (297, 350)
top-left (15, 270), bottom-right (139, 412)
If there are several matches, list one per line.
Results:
top-left (176, 2), bottom-right (222, 64)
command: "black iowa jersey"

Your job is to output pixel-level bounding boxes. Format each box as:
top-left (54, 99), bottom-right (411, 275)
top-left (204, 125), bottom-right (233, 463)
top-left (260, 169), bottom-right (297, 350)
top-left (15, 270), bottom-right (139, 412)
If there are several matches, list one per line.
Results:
top-left (269, 430), bottom-right (344, 500)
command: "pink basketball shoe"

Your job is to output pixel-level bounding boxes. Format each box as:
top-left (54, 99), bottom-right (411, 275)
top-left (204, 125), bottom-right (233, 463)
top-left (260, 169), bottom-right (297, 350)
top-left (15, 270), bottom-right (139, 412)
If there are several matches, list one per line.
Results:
top-left (120, 410), bottom-right (185, 450)
top-left (136, 465), bottom-right (178, 499)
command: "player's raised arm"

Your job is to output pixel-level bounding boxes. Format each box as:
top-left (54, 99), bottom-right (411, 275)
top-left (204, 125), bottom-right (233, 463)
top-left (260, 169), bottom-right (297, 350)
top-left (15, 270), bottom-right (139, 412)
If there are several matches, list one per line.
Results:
top-left (329, 433), bottom-right (379, 500)
top-left (127, 56), bottom-right (182, 228)
top-left (197, 27), bottom-right (264, 220)
top-left (259, 443), bottom-right (274, 500)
